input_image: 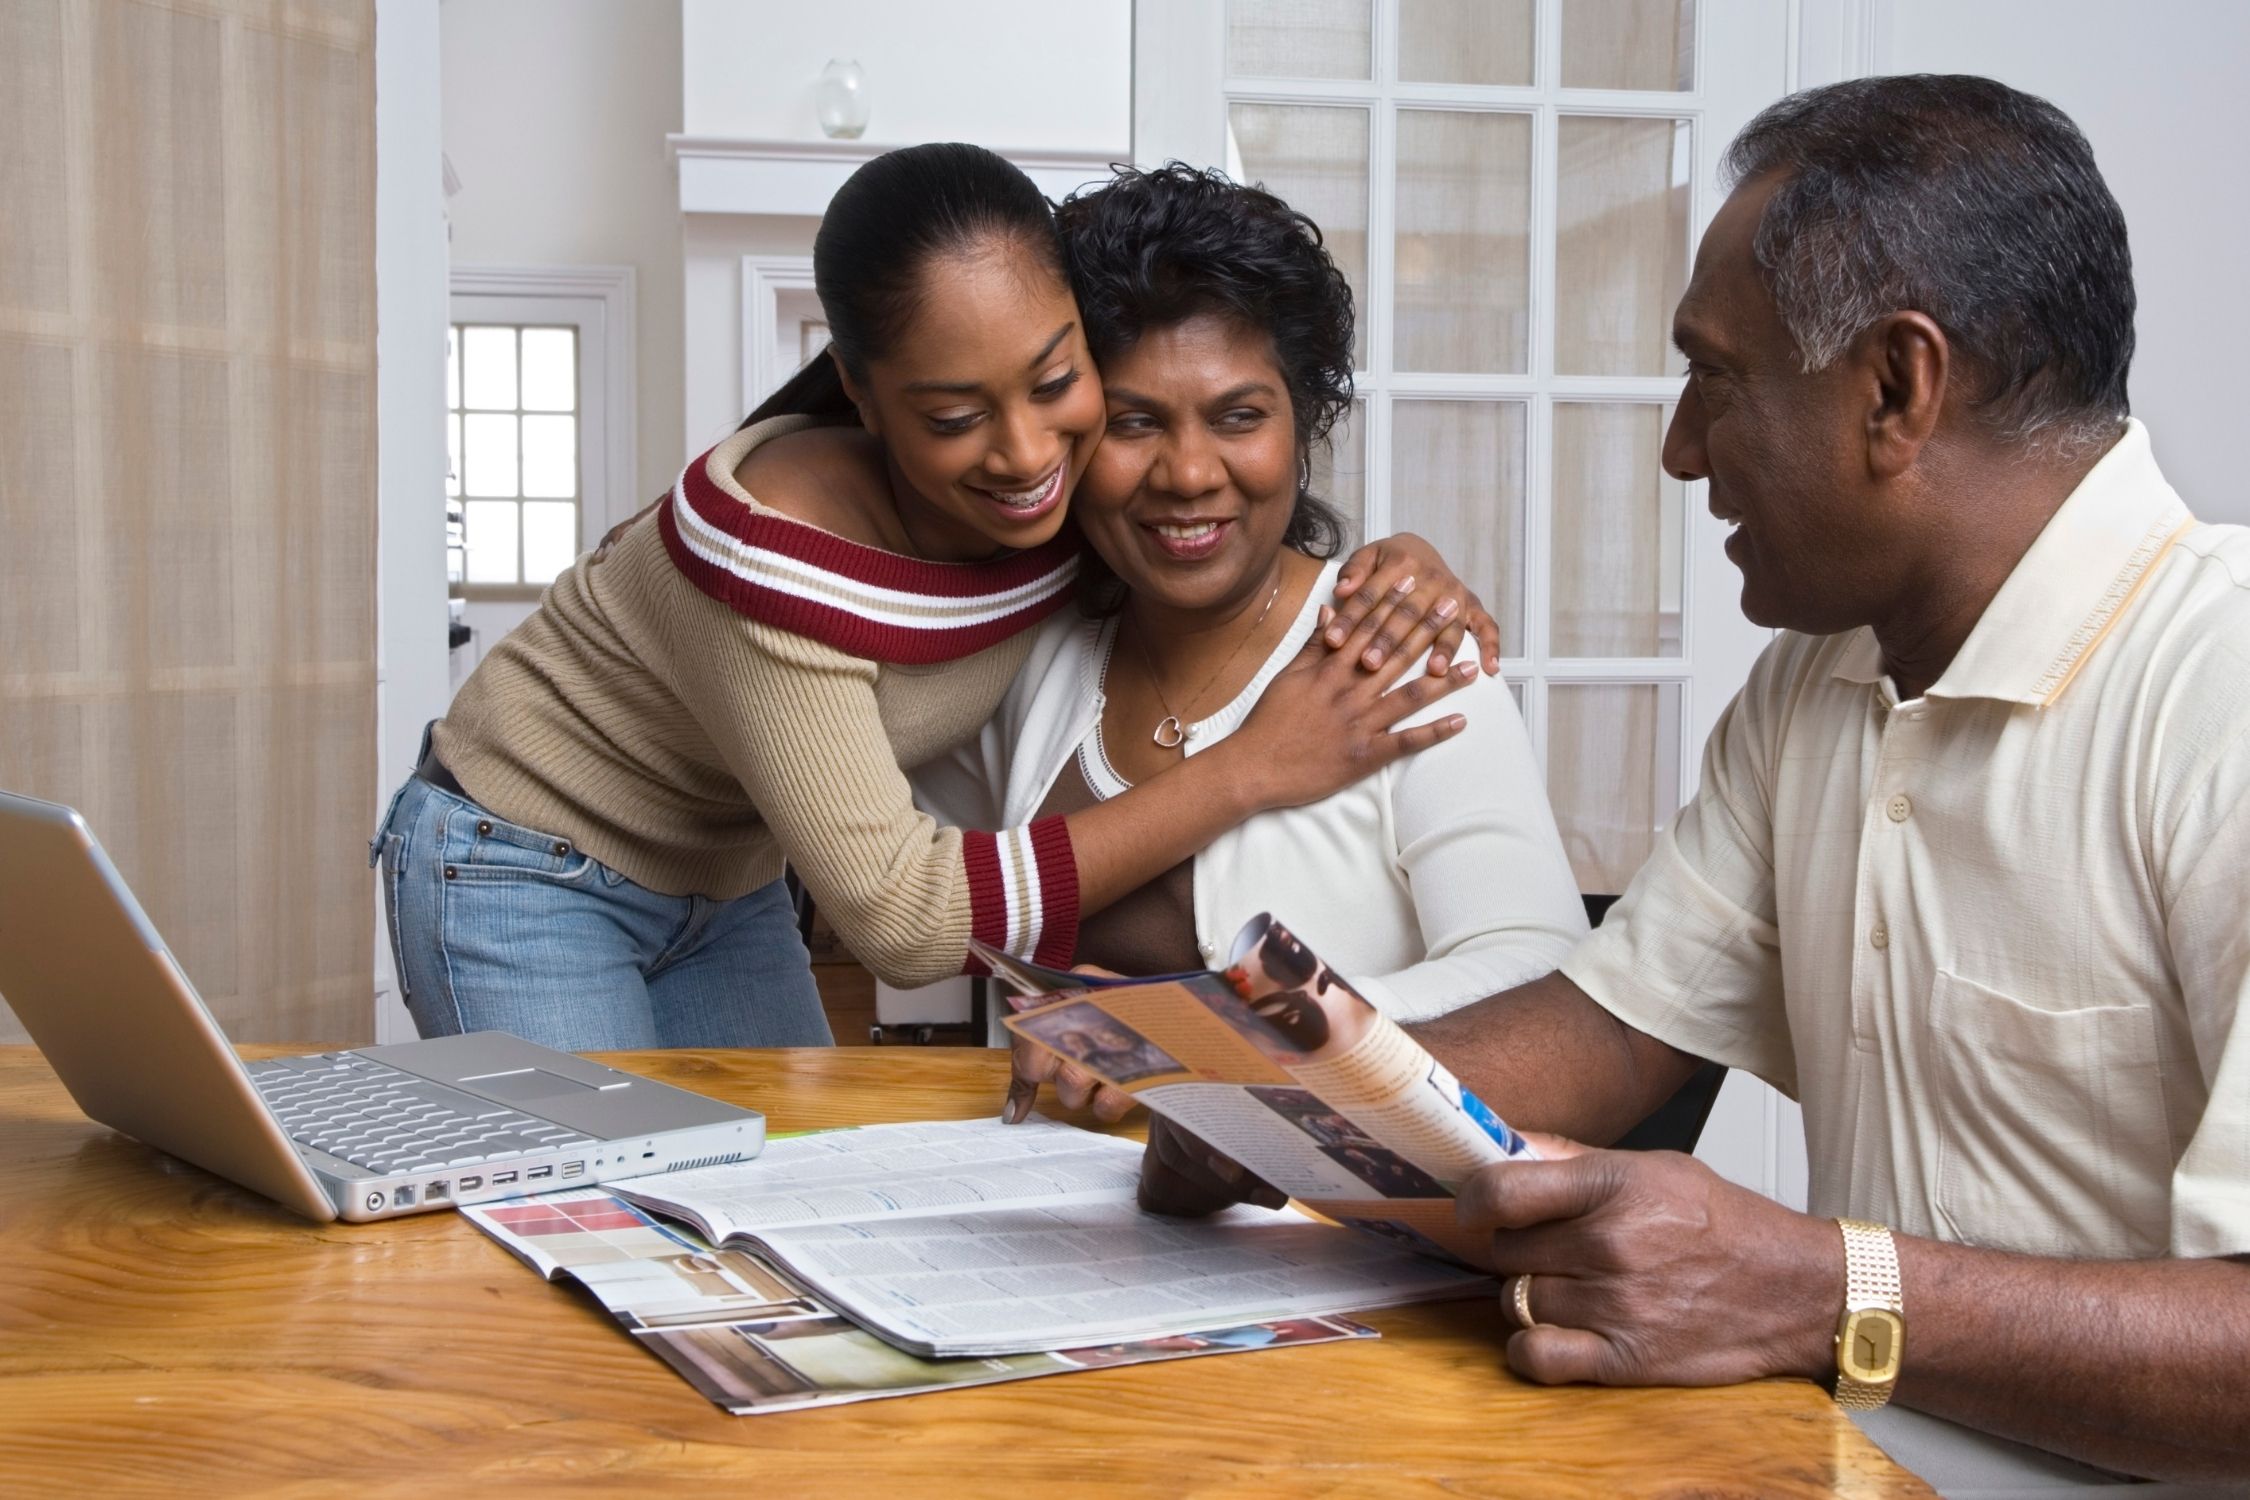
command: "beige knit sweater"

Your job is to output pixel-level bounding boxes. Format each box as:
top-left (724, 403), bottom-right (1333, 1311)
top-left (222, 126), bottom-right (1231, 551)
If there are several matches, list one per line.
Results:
top-left (433, 418), bottom-right (1083, 988)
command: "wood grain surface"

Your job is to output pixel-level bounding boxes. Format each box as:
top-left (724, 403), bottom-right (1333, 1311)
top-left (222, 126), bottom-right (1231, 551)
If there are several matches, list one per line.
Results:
top-left (0, 1045), bottom-right (1933, 1498)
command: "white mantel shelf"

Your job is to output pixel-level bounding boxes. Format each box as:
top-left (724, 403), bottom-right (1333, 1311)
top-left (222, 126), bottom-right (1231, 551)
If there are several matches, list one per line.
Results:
top-left (666, 135), bottom-right (1127, 217)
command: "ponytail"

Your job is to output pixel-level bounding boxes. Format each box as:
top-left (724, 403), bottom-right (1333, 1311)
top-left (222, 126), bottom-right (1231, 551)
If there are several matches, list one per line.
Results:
top-left (739, 349), bottom-right (856, 430)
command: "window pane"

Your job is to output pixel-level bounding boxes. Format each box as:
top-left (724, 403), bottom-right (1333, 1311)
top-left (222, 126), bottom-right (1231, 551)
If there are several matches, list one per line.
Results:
top-left (1546, 682), bottom-right (1683, 893)
top-left (1308, 399), bottom-right (1365, 544)
top-left (1398, 0), bottom-right (1533, 86)
top-left (1389, 400), bottom-right (1525, 651)
top-left (522, 500), bottom-right (577, 584)
top-left (1551, 403), bottom-right (1684, 657)
top-left (461, 325), bottom-right (517, 410)
top-left (1227, 0), bottom-right (1370, 79)
top-left (464, 500), bottom-right (519, 585)
top-left (445, 325), bottom-right (459, 409)
top-left (1555, 115), bottom-right (1690, 376)
top-left (521, 413), bottom-right (576, 498)
top-left (1561, 0), bottom-right (1695, 91)
top-left (1395, 109), bottom-right (1532, 374)
top-left (463, 412), bottom-right (518, 496)
top-left (519, 327), bottom-right (576, 412)
top-left (445, 412), bottom-right (460, 497)
top-left (1228, 104), bottom-right (1370, 368)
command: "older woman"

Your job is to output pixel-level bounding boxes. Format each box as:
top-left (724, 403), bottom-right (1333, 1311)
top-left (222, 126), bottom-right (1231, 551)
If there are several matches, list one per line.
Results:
top-left (913, 165), bottom-right (1586, 1118)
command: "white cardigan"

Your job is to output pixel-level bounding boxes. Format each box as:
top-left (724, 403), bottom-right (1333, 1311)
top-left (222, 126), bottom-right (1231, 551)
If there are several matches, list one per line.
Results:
top-left (910, 559), bottom-right (1588, 1022)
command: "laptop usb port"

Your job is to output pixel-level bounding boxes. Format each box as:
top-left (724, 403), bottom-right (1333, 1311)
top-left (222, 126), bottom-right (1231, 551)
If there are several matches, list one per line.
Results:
top-left (492, 1170), bottom-right (519, 1186)
top-left (457, 1174), bottom-right (483, 1191)
top-left (527, 1164), bottom-right (554, 1181)
top-left (561, 1161), bottom-right (585, 1179)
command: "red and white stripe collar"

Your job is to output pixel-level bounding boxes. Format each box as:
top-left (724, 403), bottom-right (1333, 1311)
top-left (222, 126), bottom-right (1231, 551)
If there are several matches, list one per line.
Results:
top-left (658, 425), bottom-right (1081, 665)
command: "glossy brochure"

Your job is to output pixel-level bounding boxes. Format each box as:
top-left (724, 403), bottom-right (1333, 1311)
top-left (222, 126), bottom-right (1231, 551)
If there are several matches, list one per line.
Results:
top-left (989, 912), bottom-right (1537, 1266)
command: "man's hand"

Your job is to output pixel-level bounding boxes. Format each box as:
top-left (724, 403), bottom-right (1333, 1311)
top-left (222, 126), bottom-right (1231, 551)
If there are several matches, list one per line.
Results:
top-left (1458, 1143), bottom-right (1840, 1388)
top-left (1002, 1030), bottom-right (1139, 1125)
top-left (1138, 1114), bottom-right (1286, 1216)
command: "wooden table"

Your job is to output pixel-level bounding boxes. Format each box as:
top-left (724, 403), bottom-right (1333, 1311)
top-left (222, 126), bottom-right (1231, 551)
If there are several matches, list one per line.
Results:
top-left (0, 1046), bottom-right (1931, 1497)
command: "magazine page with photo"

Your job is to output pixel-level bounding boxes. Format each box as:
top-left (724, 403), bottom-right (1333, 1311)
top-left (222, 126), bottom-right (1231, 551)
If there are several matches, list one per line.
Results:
top-left (995, 914), bottom-right (1540, 1265)
top-left (461, 1184), bottom-right (1380, 1414)
top-left (577, 1117), bottom-right (1486, 1358)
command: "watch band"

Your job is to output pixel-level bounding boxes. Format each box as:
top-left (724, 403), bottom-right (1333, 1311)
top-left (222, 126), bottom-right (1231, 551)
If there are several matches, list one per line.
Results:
top-left (1834, 1218), bottom-right (1904, 1410)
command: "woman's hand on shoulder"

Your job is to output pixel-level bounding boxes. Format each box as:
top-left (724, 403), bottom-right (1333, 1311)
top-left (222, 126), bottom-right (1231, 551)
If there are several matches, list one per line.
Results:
top-left (1215, 596), bottom-right (1478, 813)
top-left (1329, 533), bottom-right (1504, 678)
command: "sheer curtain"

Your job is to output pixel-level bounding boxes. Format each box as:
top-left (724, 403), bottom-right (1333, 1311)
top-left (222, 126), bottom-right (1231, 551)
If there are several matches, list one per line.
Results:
top-left (0, 0), bottom-right (378, 1044)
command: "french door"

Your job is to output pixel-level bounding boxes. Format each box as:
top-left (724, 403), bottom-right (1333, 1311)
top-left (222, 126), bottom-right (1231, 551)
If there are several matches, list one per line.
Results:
top-left (1134, 0), bottom-right (1805, 1205)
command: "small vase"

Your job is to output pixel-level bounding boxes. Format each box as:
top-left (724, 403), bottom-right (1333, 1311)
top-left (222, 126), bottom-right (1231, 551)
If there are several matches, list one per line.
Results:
top-left (816, 58), bottom-right (870, 140)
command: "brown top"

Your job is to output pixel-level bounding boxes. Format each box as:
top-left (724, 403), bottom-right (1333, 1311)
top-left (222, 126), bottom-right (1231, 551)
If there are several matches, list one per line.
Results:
top-left (1033, 741), bottom-right (1203, 976)
top-left (431, 417), bottom-right (1086, 986)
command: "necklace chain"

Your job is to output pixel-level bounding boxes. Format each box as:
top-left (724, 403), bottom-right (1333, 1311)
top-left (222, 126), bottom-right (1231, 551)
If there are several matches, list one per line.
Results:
top-left (1129, 582), bottom-right (1282, 750)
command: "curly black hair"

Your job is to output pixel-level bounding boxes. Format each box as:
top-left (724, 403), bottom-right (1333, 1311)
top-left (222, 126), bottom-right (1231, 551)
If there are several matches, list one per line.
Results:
top-left (1056, 163), bottom-right (1356, 566)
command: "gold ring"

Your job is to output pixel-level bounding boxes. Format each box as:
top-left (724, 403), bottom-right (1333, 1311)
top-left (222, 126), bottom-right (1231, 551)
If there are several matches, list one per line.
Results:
top-left (1510, 1273), bottom-right (1539, 1330)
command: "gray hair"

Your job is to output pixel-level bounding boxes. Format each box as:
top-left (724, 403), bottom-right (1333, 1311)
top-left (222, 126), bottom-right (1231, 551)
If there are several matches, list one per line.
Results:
top-left (1721, 75), bottom-right (2134, 458)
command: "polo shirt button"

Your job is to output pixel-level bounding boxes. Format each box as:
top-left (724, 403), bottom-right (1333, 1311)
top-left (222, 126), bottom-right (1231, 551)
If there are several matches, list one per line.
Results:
top-left (1887, 794), bottom-right (1912, 823)
top-left (1199, 941), bottom-right (1215, 960)
top-left (1870, 922), bottom-right (1889, 950)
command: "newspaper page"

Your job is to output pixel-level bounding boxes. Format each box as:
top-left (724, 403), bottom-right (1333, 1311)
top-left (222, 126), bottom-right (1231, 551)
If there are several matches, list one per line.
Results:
top-left (606, 1117), bottom-right (1489, 1358)
top-left (995, 914), bottom-right (1537, 1266)
top-left (461, 1186), bottom-right (1374, 1415)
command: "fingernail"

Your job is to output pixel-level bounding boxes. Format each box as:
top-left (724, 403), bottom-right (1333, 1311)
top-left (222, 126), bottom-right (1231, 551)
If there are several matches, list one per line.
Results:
top-left (1326, 627), bottom-right (1346, 646)
top-left (1207, 1154), bottom-right (1243, 1184)
top-left (1251, 1186), bottom-right (1289, 1211)
top-left (1449, 714), bottom-right (1467, 731)
top-left (1363, 648), bottom-right (1385, 668)
top-left (1392, 574), bottom-right (1416, 595)
top-left (1435, 597), bottom-right (1460, 620)
top-left (1455, 662), bottom-right (1476, 679)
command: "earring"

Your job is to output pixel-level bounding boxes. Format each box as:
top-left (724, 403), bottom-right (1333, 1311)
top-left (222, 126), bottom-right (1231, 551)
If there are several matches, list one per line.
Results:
top-left (1298, 454), bottom-right (1312, 497)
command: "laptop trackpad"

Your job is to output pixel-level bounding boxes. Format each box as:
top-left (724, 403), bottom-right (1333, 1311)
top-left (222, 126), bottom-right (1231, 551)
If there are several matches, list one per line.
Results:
top-left (468, 1068), bottom-right (603, 1106)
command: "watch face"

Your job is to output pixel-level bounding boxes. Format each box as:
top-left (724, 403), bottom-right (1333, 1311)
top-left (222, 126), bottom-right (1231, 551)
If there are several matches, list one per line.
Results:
top-left (1839, 1308), bottom-right (1904, 1385)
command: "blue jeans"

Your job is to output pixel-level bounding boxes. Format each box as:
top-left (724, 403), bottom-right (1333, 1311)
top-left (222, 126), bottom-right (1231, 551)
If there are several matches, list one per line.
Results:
top-left (370, 766), bottom-right (832, 1051)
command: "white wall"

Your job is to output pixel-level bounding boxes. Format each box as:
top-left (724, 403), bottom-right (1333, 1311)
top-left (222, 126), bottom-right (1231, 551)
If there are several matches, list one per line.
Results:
top-left (1874, 0), bottom-right (2250, 525)
top-left (681, 0), bottom-right (1130, 148)
top-left (374, 0), bottom-right (453, 1043)
top-left (442, 0), bottom-right (684, 507)
top-left (676, 0), bottom-right (1133, 455)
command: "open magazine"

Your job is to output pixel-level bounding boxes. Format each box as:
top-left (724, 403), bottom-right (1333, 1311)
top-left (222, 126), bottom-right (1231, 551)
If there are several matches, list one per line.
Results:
top-left (462, 1183), bottom-right (1376, 1415)
top-left (984, 913), bottom-right (1537, 1267)
top-left (597, 1116), bottom-right (1488, 1358)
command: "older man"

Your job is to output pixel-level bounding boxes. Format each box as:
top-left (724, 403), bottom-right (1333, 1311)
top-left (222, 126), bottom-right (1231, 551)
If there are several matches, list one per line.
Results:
top-left (1030, 76), bottom-right (2250, 1482)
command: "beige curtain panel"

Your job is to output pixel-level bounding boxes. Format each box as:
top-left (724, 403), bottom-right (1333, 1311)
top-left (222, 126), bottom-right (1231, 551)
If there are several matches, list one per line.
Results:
top-left (0, 0), bottom-right (378, 1045)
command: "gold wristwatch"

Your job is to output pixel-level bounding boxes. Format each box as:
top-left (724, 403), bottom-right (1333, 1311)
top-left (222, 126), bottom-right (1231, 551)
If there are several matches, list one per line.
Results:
top-left (1832, 1218), bottom-right (1905, 1410)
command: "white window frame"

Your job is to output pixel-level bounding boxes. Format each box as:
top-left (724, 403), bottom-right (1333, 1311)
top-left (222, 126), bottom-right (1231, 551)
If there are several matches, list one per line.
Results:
top-left (1138, 0), bottom-right (1792, 810)
top-left (740, 254), bottom-right (822, 410)
top-left (450, 265), bottom-right (638, 561)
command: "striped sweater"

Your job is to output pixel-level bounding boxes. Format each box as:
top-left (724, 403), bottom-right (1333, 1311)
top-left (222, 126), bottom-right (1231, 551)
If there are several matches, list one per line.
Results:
top-left (433, 415), bottom-right (1082, 985)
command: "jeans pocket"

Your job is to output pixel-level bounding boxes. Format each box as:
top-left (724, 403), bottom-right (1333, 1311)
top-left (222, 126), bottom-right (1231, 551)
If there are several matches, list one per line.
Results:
top-left (378, 832), bottom-right (411, 1001)
top-left (439, 803), bottom-right (598, 885)
top-left (370, 774), bottom-right (418, 868)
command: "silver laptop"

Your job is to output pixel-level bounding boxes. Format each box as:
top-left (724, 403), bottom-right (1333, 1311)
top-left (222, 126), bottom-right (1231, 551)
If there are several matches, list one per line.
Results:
top-left (0, 790), bottom-right (765, 1222)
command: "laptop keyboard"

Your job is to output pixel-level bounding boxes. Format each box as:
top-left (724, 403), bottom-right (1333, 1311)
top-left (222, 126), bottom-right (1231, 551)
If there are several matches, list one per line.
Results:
top-left (246, 1052), bottom-right (597, 1176)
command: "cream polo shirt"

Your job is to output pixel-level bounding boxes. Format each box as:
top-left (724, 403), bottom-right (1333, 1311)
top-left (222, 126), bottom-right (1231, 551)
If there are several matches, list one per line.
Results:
top-left (1565, 421), bottom-right (2250, 1261)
